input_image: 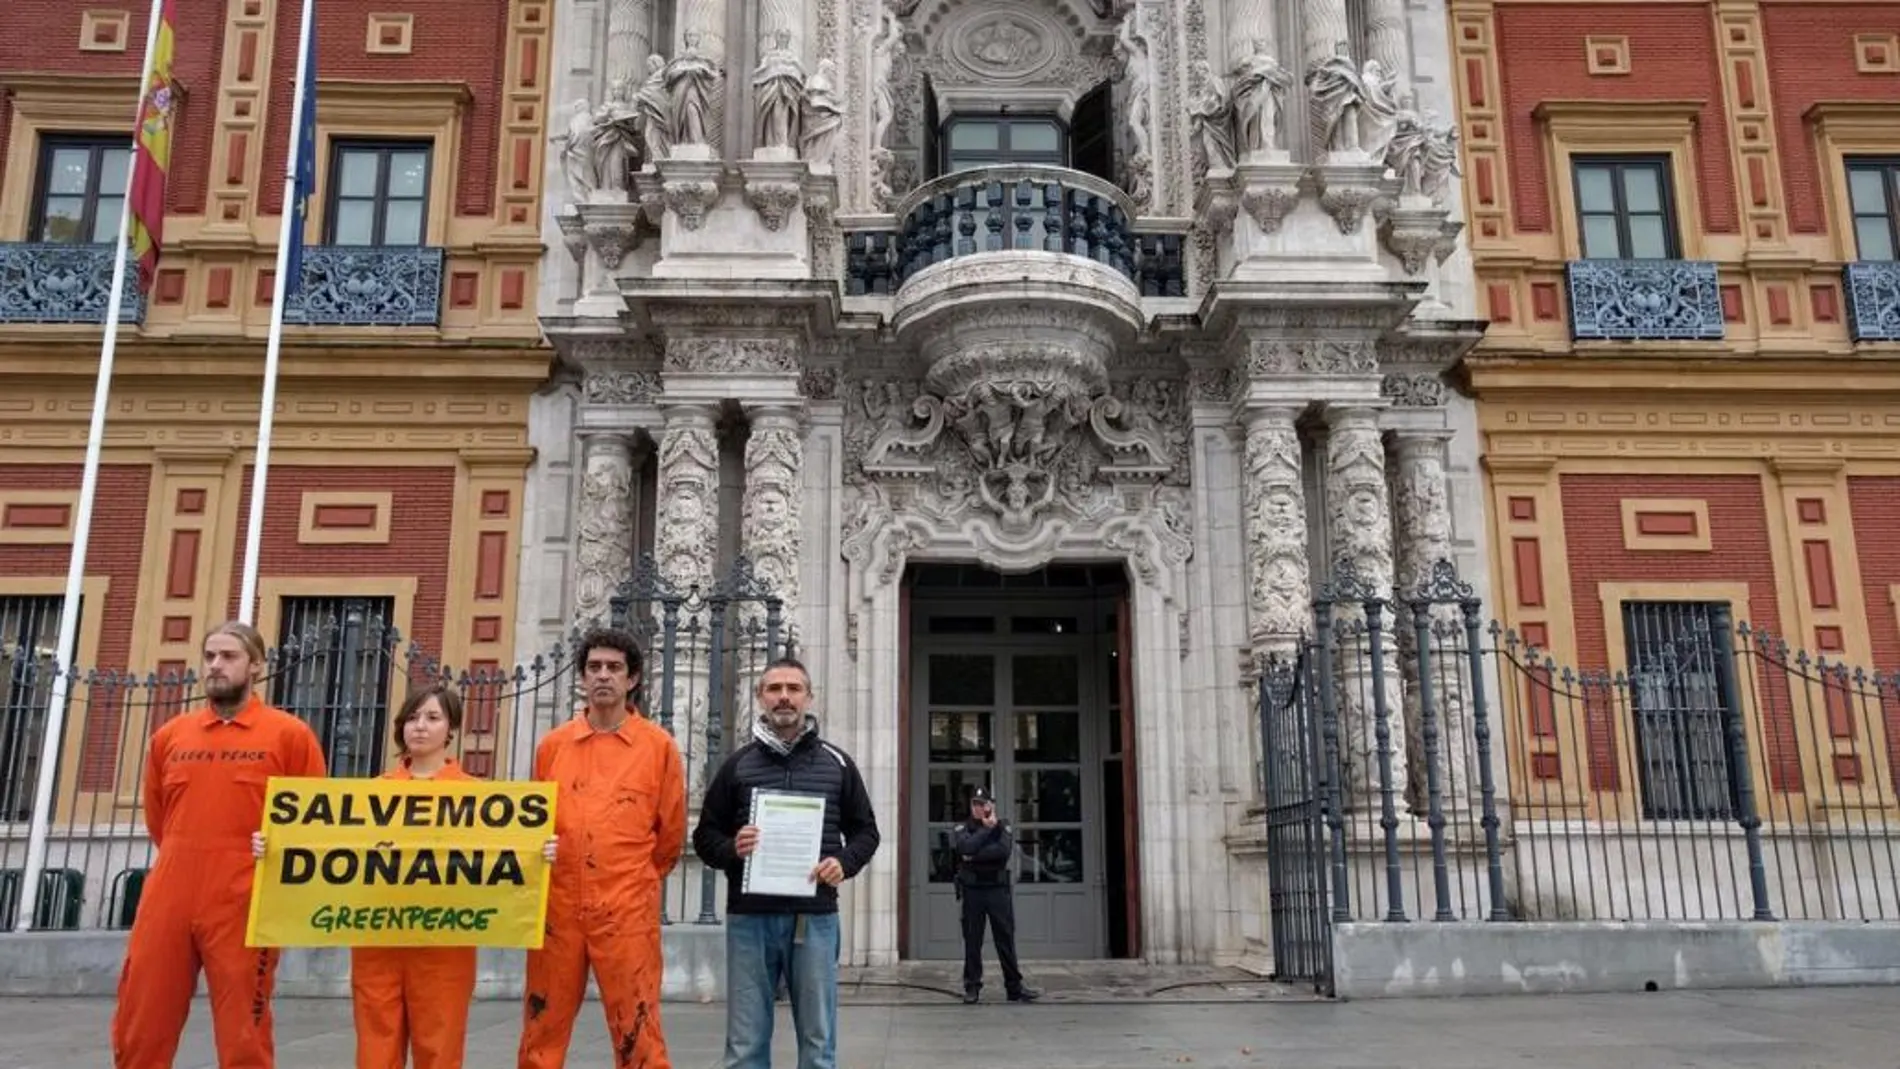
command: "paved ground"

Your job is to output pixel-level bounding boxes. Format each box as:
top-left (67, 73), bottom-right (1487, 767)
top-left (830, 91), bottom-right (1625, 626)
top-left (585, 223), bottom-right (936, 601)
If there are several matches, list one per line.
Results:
top-left (7, 985), bottom-right (1900, 1068)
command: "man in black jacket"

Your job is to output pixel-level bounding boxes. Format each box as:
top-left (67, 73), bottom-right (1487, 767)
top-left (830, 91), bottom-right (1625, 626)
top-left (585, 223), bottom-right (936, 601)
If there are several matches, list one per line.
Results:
top-left (952, 786), bottom-right (1039, 1004)
top-left (692, 656), bottom-right (880, 1069)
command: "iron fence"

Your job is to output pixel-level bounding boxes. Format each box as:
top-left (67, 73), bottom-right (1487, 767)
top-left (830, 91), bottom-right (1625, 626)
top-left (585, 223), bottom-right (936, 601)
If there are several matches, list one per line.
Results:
top-left (0, 554), bottom-right (790, 932)
top-left (1258, 559), bottom-right (1900, 994)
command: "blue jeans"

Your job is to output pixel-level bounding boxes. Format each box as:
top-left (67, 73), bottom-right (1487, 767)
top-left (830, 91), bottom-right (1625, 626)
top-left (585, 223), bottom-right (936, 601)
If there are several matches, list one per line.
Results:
top-left (722, 911), bottom-right (840, 1069)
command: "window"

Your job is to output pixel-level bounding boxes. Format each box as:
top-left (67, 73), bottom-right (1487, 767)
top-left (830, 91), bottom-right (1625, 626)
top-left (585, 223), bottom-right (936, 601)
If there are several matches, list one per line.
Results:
top-left (1572, 156), bottom-right (1678, 259)
top-left (326, 141), bottom-right (431, 246)
top-left (30, 136), bottom-right (130, 244)
top-left (270, 596), bottom-right (397, 777)
top-left (940, 115), bottom-right (1066, 175)
top-left (0, 595), bottom-right (70, 822)
top-left (1622, 600), bottom-right (1739, 821)
top-left (1846, 157), bottom-right (1900, 262)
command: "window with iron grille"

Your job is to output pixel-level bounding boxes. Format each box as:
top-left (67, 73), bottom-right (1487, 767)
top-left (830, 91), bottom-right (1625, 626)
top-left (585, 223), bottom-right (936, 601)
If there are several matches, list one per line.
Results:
top-left (270, 596), bottom-right (397, 777)
top-left (1621, 600), bottom-right (1739, 821)
top-left (0, 595), bottom-right (71, 822)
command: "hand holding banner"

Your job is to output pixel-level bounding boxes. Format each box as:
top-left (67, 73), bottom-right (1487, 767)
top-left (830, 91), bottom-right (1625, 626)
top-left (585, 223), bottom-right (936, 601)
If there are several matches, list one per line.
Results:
top-left (244, 777), bottom-right (556, 949)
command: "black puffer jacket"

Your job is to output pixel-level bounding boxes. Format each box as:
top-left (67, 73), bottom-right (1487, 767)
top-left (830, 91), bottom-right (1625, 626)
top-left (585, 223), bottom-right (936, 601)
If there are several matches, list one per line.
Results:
top-left (691, 726), bottom-right (881, 915)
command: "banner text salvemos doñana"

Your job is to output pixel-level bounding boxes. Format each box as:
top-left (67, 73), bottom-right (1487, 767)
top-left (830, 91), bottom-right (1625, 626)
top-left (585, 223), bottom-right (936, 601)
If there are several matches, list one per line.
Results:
top-left (245, 777), bottom-right (556, 949)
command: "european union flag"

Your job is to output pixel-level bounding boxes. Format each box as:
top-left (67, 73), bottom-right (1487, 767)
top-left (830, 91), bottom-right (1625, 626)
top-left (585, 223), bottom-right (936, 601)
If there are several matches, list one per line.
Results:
top-left (284, 13), bottom-right (317, 297)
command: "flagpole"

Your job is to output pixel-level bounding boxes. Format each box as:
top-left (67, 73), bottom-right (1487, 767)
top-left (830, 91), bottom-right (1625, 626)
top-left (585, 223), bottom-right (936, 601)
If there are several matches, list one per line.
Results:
top-left (15, 0), bottom-right (168, 934)
top-left (237, 0), bottom-right (315, 626)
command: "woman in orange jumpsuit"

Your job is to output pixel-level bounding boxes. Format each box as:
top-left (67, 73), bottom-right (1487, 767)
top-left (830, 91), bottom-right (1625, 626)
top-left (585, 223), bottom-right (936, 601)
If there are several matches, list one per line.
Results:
top-left (252, 683), bottom-right (552, 1069)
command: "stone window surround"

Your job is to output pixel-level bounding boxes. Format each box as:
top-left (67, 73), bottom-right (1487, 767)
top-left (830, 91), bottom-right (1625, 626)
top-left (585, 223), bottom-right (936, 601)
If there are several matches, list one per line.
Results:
top-left (1532, 99), bottom-right (1705, 264)
top-left (1806, 101), bottom-right (1900, 265)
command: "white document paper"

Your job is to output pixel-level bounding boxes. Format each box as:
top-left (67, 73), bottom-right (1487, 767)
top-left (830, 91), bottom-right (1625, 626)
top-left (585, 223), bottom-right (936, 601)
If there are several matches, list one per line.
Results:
top-left (743, 789), bottom-right (828, 898)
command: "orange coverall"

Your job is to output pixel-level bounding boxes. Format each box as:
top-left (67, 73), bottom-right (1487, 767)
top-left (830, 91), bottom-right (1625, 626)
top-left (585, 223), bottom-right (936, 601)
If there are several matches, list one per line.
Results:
top-left (111, 694), bottom-right (327, 1069)
top-left (517, 710), bottom-right (687, 1069)
top-left (351, 755), bottom-right (481, 1069)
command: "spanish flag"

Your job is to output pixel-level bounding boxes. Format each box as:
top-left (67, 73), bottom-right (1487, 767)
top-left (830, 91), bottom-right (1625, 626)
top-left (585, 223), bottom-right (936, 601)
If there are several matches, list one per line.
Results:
top-left (128, 0), bottom-right (179, 296)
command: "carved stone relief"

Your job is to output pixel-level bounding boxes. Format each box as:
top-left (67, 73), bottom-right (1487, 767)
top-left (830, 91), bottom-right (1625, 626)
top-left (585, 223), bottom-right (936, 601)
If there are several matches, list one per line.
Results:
top-left (663, 336), bottom-right (801, 374)
top-left (583, 369), bottom-right (662, 404)
top-left (654, 407), bottom-right (720, 592)
top-left (741, 408), bottom-right (806, 631)
top-left (1242, 407), bottom-right (1309, 652)
top-left (574, 433), bottom-right (636, 627)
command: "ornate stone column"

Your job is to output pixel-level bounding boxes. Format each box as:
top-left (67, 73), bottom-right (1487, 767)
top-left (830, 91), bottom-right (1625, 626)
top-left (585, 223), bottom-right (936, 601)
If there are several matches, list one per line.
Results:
top-left (1364, 0), bottom-right (1409, 92)
top-left (654, 404), bottom-right (721, 800)
top-left (1392, 430), bottom-right (1472, 815)
top-left (1241, 405), bottom-right (1310, 656)
top-left (573, 431), bottom-right (638, 627)
top-left (1323, 404), bottom-right (1411, 814)
top-left (606, 0), bottom-right (654, 90)
top-left (1303, 0), bottom-right (1350, 67)
top-left (740, 405), bottom-right (805, 641)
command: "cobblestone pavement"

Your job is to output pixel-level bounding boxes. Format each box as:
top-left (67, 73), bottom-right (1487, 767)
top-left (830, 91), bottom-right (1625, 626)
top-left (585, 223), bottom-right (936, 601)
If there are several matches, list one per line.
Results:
top-left (6, 985), bottom-right (1900, 1068)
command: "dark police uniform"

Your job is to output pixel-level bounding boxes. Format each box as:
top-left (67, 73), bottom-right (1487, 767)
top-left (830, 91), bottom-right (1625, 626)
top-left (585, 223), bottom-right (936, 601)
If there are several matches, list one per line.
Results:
top-left (951, 787), bottom-right (1038, 1004)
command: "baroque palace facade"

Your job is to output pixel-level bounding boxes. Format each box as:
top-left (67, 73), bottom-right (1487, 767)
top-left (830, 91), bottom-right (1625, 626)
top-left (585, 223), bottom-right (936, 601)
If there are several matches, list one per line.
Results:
top-left (0, 0), bottom-right (552, 919)
top-left (1460, 0), bottom-right (1900, 843)
top-left (529, 0), bottom-right (1482, 967)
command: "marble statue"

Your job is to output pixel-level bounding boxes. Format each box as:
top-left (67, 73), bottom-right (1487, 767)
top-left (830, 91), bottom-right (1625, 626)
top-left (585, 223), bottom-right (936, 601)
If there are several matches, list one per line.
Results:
top-left (632, 53), bottom-right (673, 163)
top-left (552, 98), bottom-right (598, 202)
top-left (665, 31), bottom-right (721, 148)
top-left (800, 58), bottom-right (846, 165)
top-left (1229, 41), bottom-right (1293, 156)
top-left (589, 76), bottom-right (641, 191)
top-left (752, 28), bottom-right (808, 152)
top-left (1189, 60), bottom-right (1238, 174)
top-left (1306, 41), bottom-right (1400, 161)
top-left (1114, 9), bottom-right (1154, 209)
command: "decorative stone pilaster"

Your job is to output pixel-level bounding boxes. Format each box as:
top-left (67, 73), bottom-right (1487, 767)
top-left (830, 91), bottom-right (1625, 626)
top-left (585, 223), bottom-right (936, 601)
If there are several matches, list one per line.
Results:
top-left (1324, 404), bottom-right (1411, 812)
top-left (573, 431), bottom-right (638, 627)
top-left (740, 405), bottom-right (805, 638)
top-left (1393, 430), bottom-right (1472, 815)
top-left (1241, 406), bottom-right (1309, 656)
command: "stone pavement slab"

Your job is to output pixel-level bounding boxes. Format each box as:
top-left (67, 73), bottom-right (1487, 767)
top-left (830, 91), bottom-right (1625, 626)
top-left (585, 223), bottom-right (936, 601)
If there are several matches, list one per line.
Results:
top-left (6, 986), bottom-right (1900, 1068)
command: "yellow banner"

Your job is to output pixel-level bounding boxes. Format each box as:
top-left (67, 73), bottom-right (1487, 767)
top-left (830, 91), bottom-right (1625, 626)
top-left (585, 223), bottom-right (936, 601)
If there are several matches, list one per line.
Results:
top-left (244, 777), bottom-right (556, 949)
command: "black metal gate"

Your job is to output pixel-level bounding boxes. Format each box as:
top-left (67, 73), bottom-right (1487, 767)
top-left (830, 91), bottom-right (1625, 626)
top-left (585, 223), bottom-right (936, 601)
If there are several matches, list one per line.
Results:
top-left (1258, 648), bottom-right (1335, 994)
top-left (608, 552), bottom-right (793, 924)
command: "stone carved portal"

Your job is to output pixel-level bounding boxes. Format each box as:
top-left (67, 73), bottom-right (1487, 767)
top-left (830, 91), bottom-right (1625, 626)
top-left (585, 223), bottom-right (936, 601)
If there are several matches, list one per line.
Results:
top-left (839, 353), bottom-right (1194, 589)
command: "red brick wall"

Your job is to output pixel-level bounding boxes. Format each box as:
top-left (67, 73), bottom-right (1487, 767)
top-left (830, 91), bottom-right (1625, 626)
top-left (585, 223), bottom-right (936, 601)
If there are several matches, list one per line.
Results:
top-left (1559, 474), bottom-right (1790, 791)
top-left (0, 2), bottom-right (224, 219)
top-left (1496, 3), bottom-right (1739, 236)
top-left (1847, 476), bottom-right (1900, 792)
top-left (0, 464), bottom-right (151, 790)
top-left (255, 0), bottom-right (507, 218)
top-left (1760, 2), bottom-right (1900, 235)
top-left (222, 465), bottom-right (454, 655)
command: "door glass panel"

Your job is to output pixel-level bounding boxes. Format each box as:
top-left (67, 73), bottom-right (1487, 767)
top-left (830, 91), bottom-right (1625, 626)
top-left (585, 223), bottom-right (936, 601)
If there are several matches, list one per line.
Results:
top-left (1017, 828), bottom-right (1083, 883)
top-left (929, 653), bottom-right (994, 706)
top-left (1012, 654), bottom-right (1078, 706)
top-left (930, 711), bottom-right (993, 762)
top-left (928, 767), bottom-right (990, 823)
top-left (1013, 711), bottom-right (1079, 762)
top-left (1015, 768), bottom-right (1082, 822)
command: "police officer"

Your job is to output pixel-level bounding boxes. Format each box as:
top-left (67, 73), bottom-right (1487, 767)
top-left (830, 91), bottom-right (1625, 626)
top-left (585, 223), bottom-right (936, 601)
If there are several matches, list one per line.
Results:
top-left (952, 786), bottom-right (1039, 1004)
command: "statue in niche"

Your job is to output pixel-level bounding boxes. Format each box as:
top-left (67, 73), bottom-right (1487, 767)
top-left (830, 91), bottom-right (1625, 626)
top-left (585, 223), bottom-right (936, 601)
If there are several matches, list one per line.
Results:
top-left (800, 58), bottom-right (846, 165)
top-left (1188, 60), bottom-right (1238, 174)
top-left (665, 31), bottom-right (721, 147)
top-left (1113, 10), bottom-right (1154, 209)
top-left (1228, 41), bottom-right (1292, 156)
top-left (552, 98), bottom-right (599, 201)
top-left (1305, 41), bottom-right (1400, 161)
top-left (632, 53), bottom-right (674, 164)
top-left (752, 28), bottom-right (807, 152)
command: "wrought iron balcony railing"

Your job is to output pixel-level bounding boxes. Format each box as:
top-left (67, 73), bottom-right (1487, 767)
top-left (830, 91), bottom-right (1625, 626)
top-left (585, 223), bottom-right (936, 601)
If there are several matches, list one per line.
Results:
top-left (843, 165), bottom-right (1185, 299)
top-left (1844, 261), bottom-right (1900, 343)
top-left (0, 243), bottom-right (143, 325)
top-left (283, 246), bottom-right (446, 327)
top-left (1564, 259), bottom-right (1725, 342)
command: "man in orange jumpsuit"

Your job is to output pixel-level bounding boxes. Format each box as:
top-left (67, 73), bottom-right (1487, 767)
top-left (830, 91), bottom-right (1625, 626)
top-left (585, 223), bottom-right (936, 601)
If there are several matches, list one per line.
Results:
top-left (110, 620), bottom-right (327, 1069)
top-left (518, 626), bottom-right (688, 1069)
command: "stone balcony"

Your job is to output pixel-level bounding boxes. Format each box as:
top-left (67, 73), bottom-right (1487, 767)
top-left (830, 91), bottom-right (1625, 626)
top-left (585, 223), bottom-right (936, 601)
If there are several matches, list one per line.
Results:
top-left (0, 243), bottom-right (144, 325)
top-left (1844, 261), bottom-right (1900, 343)
top-left (281, 246), bottom-right (447, 328)
top-left (1564, 259), bottom-right (1725, 342)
